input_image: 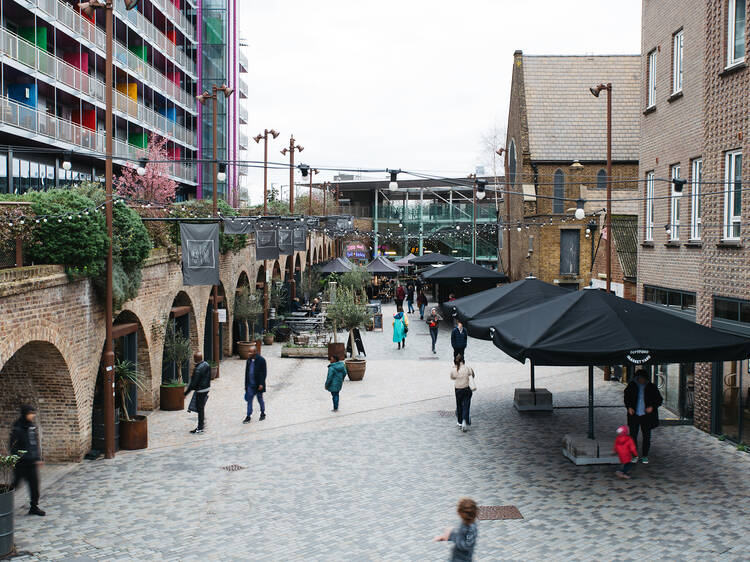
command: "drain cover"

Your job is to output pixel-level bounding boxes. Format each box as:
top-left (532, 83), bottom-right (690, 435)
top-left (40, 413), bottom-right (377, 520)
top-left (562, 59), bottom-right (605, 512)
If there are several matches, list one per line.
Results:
top-left (221, 464), bottom-right (246, 472)
top-left (419, 357), bottom-right (440, 360)
top-left (437, 410), bottom-right (455, 417)
top-left (477, 506), bottom-right (523, 520)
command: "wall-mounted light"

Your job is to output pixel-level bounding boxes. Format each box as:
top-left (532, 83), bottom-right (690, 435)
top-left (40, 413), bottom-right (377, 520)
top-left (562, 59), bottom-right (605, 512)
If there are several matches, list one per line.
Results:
top-left (575, 198), bottom-right (586, 220)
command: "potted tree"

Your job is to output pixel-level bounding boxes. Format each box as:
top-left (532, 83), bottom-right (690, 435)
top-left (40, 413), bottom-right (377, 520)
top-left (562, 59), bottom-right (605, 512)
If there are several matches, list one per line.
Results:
top-left (160, 318), bottom-right (192, 411)
top-left (263, 331), bottom-right (275, 346)
top-left (0, 449), bottom-right (22, 556)
top-left (327, 288), bottom-right (369, 380)
top-left (116, 359), bottom-right (148, 450)
top-left (235, 286), bottom-right (263, 358)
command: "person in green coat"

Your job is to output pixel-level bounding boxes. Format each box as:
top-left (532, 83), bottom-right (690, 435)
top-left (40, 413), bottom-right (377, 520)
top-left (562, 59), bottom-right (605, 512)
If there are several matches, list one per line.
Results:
top-left (325, 354), bottom-right (347, 412)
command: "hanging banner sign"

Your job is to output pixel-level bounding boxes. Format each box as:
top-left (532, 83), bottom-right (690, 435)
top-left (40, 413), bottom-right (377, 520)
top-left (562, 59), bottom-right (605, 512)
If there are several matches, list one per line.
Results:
top-left (223, 217), bottom-right (256, 235)
top-left (293, 226), bottom-right (307, 251)
top-left (256, 229), bottom-right (279, 260)
top-left (278, 227), bottom-right (294, 254)
top-left (180, 222), bottom-right (219, 286)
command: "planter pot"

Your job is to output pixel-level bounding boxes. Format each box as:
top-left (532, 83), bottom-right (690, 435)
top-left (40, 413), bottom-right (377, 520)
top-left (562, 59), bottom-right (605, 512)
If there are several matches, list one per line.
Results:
top-left (345, 358), bottom-right (367, 381)
top-left (262, 334), bottom-right (275, 346)
top-left (119, 415), bottom-right (148, 450)
top-left (293, 335), bottom-right (309, 346)
top-left (160, 385), bottom-right (185, 411)
top-left (237, 340), bottom-right (262, 359)
top-left (281, 346), bottom-right (329, 358)
top-left (328, 342), bottom-right (346, 361)
top-left (92, 407), bottom-right (120, 452)
top-left (0, 488), bottom-right (13, 557)
top-left (210, 366), bottom-right (219, 380)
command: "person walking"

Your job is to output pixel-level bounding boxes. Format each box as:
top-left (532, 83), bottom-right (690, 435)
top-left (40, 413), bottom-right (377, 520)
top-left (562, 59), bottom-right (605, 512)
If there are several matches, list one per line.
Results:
top-left (185, 352), bottom-right (211, 434)
top-left (406, 283), bottom-right (415, 314)
top-left (434, 497), bottom-right (478, 561)
top-left (10, 405), bottom-right (45, 516)
top-left (417, 290), bottom-right (428, 320)
top-left (395, 282), bottom-right (406, 309)
top-left (624, 368), bottom-right (663, 464)
top-left (243, 344), bottom-right (267, 424)
top-left (325, 354), bottom-right (347, 411)
top-left (613, 425), bottom-right (639, 480)
top-left (451, 321), bottom-right (468, 360)
top-left (450, 354), bottom-right (475, 432)
top-left (393, 306), bottom-right (408, 349)
top-left (427, 307), bottom-right (443, 354)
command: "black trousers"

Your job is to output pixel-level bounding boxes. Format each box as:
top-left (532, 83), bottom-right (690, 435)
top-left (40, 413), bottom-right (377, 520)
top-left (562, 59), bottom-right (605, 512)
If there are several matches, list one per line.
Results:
top-left (453, 347), bottom-right (466, 361)
top-left (455, 387), bottom-right (472, 425)
top-left (195, 392), bottom-right (209, 429)
top-left (14, 463), bottom-right (40, 507)
top-left (628, 415), bottom-right (652, 456)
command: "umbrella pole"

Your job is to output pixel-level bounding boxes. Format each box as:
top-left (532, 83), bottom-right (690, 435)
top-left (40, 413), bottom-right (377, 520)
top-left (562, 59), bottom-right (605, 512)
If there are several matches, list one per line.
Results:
top-left (529, 361), bottom-right (535, 393)
top-left (588, 365), bottom-right (595, 440)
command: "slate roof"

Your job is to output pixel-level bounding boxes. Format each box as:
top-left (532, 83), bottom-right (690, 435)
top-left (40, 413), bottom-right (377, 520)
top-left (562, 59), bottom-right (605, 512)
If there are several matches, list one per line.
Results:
top-left (611, 215), bottom-right (638, 280)
top-left (522, 55), bottom-right (640, 162)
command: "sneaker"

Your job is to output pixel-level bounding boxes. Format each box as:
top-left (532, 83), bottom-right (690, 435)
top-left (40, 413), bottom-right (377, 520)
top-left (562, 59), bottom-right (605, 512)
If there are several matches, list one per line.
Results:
top-left (630, 456), bottom-right (639, 464)
top-left (190, 428), bottom-right (204, 434)
top-left (457, 422), bottom-right (462, 428)
top-left (242, 416), bottom-right (251, 424)
top-left (28, 506), bottom-right (46, 516)
top-left (432, 349), bottom-right (436, 354)
top-left (461, 421), bottom-right (467, 432)
top-left (259, 413), bottom-right (266, 421)
top-left (640, 456), bottom-right (649, 464)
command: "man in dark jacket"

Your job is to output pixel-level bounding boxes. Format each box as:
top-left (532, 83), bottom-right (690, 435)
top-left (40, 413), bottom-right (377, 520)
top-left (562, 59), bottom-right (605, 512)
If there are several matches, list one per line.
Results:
top-left (624, 369), bottom-right (663, 464)
top-left (185, 352), bottom-right (211, 434)
top-left (10, 404), bottom-right (45, 516)
top-left (451, 321), bottom-right (469, 360)
top-left (243, 345), bottom-right (267, 424)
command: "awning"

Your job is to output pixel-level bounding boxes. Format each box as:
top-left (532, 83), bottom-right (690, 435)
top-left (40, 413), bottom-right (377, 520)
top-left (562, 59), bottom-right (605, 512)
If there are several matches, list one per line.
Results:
top-left (366, 256), bottom-right (399, 276)
top-left (410, 252), bottom-right (458, 265)
top-left (318, 258), bottom-right (354, 274)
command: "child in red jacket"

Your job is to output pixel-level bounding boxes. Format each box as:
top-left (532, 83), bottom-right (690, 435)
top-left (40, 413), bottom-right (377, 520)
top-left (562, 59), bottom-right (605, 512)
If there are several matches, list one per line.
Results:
top-left (613, 425), bottom-right (638, 479)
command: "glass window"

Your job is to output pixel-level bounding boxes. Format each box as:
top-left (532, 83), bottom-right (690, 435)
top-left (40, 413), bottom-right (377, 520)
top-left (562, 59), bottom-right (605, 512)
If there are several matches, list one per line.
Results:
top-left (719, 359), bottom-right (744, 442)
top-left (647, 50), bottom-right (657, 107)
top-left (728, 0), bottom-right (746, 66)
top-left (690, 159), bottom-right (702, 240)
top-left (682, 293), bottom-right (696, 311)
top-left (596, 169), bottom-right (606, 190)
top-left (741, 302), bottom-right (750, 323)
top-left (670, 165), bottom-right (681, 240)
top-left (553, 169), bottom-right (564, 214)
top-left (0, 154), bottom-right (7, 194)
top-left (724, 150), bottom-right (742, 239)
top-left (715, 298), bottom-right (740, 321)
top-left (645, 171), bottom-right (655, 240)
top-left (673, 30), bottom-right (683, 93)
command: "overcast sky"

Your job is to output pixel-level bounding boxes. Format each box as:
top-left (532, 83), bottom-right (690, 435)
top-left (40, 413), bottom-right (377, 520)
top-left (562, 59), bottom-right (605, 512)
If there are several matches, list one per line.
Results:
top-left (240, 1), bottom-right (641, 205)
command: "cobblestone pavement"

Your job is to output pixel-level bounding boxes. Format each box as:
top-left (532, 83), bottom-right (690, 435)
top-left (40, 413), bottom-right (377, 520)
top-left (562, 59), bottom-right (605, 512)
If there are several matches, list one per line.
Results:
top-left (12, 302), bottom-right (750, 561)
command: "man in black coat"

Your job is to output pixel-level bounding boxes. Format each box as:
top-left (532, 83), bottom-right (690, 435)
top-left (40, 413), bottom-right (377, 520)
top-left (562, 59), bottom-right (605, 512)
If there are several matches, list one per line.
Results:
top-left (624, 368), bottom-right (663, 464)
top-left (10, 404), bottom-right (45, 516)
top-left (243, 345), bottom-right (267, 424)
top-left (185, 352), bottom-right (211, 434)
top-left (451, 321), bottom-right (468, 360)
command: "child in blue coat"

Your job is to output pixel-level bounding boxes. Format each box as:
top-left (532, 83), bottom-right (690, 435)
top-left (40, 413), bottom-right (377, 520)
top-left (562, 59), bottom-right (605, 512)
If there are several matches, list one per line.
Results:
top-left (325, 354), bottom-right (347, 412)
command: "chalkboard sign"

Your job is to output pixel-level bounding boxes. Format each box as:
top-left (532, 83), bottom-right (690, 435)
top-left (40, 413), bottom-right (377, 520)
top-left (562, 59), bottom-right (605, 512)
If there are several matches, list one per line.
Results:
top-left (373, 313), bottom-right (383, 331)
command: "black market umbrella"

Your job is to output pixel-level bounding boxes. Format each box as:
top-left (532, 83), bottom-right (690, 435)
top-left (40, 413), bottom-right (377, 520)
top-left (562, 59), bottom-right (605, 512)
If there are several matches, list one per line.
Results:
top-left (319, 258), bottom-right (353, 274)
top-left (410, 252), bottom-right (458, 265)
top-left (487, 288), bottom-right (750, 438)
top-left (421, 260), bottom-right (507, 304)
top-left (367, 256), bottom-right (399, 276)
top-left (447, 277), bottom-right (568, 339)
top-left (393, 253), bottom-right (417, 267)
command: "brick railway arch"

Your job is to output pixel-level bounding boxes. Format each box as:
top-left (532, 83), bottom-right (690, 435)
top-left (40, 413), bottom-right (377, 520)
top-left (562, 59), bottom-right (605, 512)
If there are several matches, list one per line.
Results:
top-left (0, 341), bottom-right (80, 461)
top-left (232, 271), bottom-right (251, 355)
top-left (112, 310), bottom-right (154, 412)
top-left (160, 291), bottom-right (200, 390)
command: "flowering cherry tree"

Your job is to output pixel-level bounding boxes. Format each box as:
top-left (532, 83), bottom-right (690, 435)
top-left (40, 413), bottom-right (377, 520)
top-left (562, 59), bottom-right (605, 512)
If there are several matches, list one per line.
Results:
top-left (116, 135), bottom-right (177, 205)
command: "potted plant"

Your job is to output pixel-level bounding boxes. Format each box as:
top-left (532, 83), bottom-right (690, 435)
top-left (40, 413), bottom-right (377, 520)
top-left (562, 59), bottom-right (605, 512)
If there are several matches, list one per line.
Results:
top-left (269, 281), bottom-right (288, 319)
top-left (116, 359), bottom-right (148, 450)
top-left (263, 332), bottom-right (275, 345)
top-left (0, 449), bottom-right (22, 556)
top-left (235, 286), bottom-right (263, 358)
top-left (160, 318), bottom-right (192, 411)
top-left (273, 323), bottom-right (291, 342)
top-left (209, 360), bottom-right (219, 380)
top-left (327, 288), bottom-right (369, 380)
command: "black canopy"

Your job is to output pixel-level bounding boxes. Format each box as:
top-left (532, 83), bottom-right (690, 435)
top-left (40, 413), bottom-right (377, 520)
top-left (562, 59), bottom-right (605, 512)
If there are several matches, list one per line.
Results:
top-left (487, 288), bottom-right (750, 367)
top-left (319, 258), bottom-right (353, 274)
top-left (366, 256), bottom-right (399, 276)
top-left (393, 253), bottom-right (417, 267)
top-left (421, 260), bottom-right (507, 282)
top-left (445, 277), bottom-right (566, 337)
top-left (410, 252), bottom-right (458, 265)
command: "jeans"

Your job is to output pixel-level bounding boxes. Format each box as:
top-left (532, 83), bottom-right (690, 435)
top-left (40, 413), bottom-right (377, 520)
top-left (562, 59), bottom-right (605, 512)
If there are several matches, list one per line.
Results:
top-left (407, 299), bottom-right (414, 313)
top-left (14, 463), bottom-right (40, 507)
top-left (628, 415), bottom-right (651, 456)
top-left (621, 461), bottom-right (634, 475)
top-left (331, 391), bottom-right (340, 410)
top-left (455, 387), bottom-right (472, 425)
top-left (246, 389), bottom-right (266, 416)
top-left (195, 392), bottom-right (209, 429)
top-left (419, 304), bottom-right (426, 318)
top-left (453, 347), bottom-right (466, 361)
top-left (429, 327), bottom-right (438, 351)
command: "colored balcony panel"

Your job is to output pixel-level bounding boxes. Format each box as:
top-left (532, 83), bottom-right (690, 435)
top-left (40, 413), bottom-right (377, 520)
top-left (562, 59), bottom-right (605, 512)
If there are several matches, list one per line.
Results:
top-left (166, 71), bottom-right (181, 86)
top-left (129, 45), bottom-right (149, 62)
top-left (7, 84), bottom-right (37, 108)
top-left (167, 30), bottom-right (177, 45)
top-left (62, 52), bottom-right (89, 73)
top-left (72, 109), bottom-right (96, 131)
top-left (77, 5), bottom-right (95, 24)
top-left (20, 27), bottom-right (47, 51)
top-left (117, 83), bottom-right (138, 100)
top-left (128, 132), bottom-right (148, 148)
top-left (168, 146), bottom-right (181, 160)
top-left (204, 17), bottom-right (224, 44)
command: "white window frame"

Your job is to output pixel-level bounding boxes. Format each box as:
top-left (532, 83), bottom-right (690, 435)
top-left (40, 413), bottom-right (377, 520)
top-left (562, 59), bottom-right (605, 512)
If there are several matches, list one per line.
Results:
top-left (724, 150), bottom-right (742, 240)
top-left (670, 165), bottom-right (681, 240)
top-left (647, 50), bottom-right (657, 108)
top-left (728, 0), bottom-right (747, 67)
top-left (672, 30), bottom-right (684, 94)
top-left (645, 172), bottom-right (655, 241)
top-left (690, 159), bottom-right (702, 240)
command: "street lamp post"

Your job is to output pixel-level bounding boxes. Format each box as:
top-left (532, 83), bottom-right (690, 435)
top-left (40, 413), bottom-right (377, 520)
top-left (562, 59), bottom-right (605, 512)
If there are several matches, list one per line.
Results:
top-left (280, 136), bottom-right (303, 213)
top-left (590, 82), bottom-right (612, 293)
top-left (79, 0), bottom-right (139, 460)
top-left (253, 129), bottom-right (280, 216)
top-left (197, 83), bottom-right (234, 372)
top-left (308, 168), bottom-right (319, 215)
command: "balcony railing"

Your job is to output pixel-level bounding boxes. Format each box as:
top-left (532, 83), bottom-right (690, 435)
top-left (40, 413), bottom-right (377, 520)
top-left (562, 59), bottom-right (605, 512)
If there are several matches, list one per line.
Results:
top-left (150, 0), bottom-right (196, 42)
top-left (239, 50), bottom-right (249, 72)
top-left (0, 29), bottom-right (197, 149)
top-left (239, 105), bottom-right (248, 124)
top-left (238, 131), bottom-right (249, 150)
top-left (0, 96), bottom-right (197, 184)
